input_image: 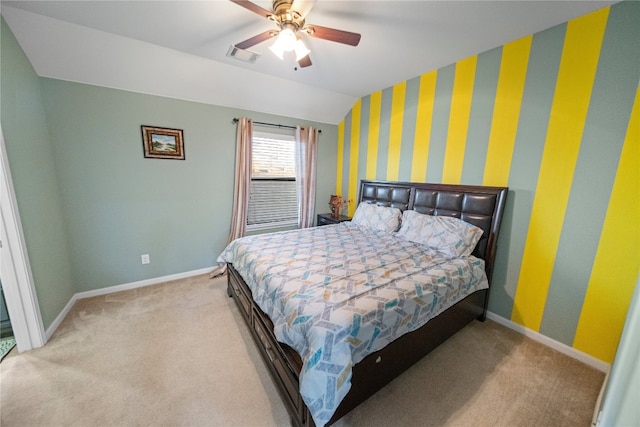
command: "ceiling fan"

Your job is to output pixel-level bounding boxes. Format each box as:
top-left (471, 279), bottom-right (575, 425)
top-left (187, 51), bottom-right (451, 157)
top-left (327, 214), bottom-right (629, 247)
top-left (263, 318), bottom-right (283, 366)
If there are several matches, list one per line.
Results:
top-left (230, 0), bottom-right (361, 68)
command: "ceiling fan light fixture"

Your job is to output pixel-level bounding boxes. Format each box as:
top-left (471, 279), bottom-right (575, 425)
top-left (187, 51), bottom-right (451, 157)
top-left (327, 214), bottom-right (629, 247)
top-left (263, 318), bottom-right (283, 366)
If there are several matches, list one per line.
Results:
top-left (269, 25), bottom-right (298, 60)
top-left (269, 40), bottom-right (286, 59)
top-left (294, 38), bottom-right (310, 61)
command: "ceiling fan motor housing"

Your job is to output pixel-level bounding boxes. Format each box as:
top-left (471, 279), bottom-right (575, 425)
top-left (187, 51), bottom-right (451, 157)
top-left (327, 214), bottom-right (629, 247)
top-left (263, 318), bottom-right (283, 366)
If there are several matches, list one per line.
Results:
top-left (271, 0), bottom-right (305, 31)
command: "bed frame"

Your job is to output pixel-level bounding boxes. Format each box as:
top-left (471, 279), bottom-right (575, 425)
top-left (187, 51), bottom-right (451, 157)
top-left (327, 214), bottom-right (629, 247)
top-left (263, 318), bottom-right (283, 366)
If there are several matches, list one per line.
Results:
top-left (226, 180), bottom-right (508, 426)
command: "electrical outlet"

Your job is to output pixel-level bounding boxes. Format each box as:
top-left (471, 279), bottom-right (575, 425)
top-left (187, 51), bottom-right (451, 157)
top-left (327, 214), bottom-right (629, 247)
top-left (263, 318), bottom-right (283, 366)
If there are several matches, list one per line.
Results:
top-left (141, 254), bottom-right (150, 264)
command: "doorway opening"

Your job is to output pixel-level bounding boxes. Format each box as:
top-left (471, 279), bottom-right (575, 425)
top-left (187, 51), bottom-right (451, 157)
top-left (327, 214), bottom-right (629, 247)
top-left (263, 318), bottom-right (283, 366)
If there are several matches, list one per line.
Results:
top-left (0, 279), bottom-right (16, 360)
top-left (1, 127), bottom-right (46, 354)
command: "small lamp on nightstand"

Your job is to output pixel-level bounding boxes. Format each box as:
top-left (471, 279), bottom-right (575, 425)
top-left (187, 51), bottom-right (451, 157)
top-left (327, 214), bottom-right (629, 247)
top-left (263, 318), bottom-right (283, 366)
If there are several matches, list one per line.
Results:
top-left (329, 195), bottom-right (345, 219)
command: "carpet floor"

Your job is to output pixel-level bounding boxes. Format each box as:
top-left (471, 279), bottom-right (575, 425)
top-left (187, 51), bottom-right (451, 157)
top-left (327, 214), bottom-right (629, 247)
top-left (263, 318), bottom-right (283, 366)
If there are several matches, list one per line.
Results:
top-left (0, 274), bottom-right (604, 426)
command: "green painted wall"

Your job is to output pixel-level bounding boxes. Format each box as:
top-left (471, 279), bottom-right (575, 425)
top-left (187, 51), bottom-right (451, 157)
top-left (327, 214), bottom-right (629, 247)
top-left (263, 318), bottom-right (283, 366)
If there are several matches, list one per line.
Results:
top-left (38, 79), bottom-right (337, 292)
top-left (1, 18), bottom-right (75, 328)
top-left (336, 2), bottom-right (639, 363)
top-left (1, 18), bottom-right (338, 326)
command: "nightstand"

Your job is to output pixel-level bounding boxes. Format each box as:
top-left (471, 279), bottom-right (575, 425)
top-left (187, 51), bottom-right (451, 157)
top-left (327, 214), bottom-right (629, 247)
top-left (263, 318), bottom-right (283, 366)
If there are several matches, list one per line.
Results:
top-left (317, 213), bottom-right (351, 226)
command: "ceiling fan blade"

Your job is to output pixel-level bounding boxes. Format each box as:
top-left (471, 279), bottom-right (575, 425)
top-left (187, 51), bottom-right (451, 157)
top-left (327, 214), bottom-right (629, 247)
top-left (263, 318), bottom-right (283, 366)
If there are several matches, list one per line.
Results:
top-left (303, 24), bottom-right (361, 46)
top-left (235, 30), bottom-right (278, 50)
top-left (229, 0), bottom-right (273, 19)
top-left (298, 54), bottom-right (312, 68)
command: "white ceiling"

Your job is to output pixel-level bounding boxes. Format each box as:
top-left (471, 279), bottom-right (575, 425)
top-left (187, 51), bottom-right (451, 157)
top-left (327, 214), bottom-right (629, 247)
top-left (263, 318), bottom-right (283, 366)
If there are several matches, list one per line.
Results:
top-left (1, 0), bottom-right (616, 124)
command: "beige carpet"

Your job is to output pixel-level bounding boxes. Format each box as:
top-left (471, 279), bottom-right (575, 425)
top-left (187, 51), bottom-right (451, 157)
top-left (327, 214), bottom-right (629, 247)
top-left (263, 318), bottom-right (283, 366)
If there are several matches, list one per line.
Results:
top-left (0, 274), bottom-right (604, 427)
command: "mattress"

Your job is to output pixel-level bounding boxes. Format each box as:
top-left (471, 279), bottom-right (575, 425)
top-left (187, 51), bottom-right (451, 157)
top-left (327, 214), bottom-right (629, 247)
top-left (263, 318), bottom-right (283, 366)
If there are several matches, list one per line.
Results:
top-left (217, 222), bottom-right (488, 426)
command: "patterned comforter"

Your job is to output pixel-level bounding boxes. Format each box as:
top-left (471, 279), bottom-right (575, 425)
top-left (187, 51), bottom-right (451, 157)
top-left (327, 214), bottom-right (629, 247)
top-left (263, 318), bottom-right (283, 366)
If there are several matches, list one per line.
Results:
top-left (217, 222), bottom-right (488, 427)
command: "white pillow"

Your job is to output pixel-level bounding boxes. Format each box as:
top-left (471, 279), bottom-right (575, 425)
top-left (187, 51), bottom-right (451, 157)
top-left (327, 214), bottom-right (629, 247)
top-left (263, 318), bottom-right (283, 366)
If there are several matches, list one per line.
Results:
top-left (351, 202), bottom-right (402, 233)
top-left (396, 210), bottom-right (483, 258)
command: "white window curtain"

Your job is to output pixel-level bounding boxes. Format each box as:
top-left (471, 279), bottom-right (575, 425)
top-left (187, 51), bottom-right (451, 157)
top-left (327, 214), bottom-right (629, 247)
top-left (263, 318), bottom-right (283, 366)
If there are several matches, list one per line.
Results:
top-left (210, 117), bottom-right (252, 278)
top-left (295, 126), bottom-right (318, 228)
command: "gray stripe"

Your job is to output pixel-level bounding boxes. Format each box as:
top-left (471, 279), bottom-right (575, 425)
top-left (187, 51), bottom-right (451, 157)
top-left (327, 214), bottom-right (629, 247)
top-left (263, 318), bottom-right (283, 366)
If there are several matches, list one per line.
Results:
top-left (487, 24), bottom-right (566, 318)
top-left (376, 86), bottom-right (393, 180)
top-left (358, 96), bottom-right (370, 186)
top-left (461, 47), bottom-right (501, 185)
top-left (540, 2), bottom-right (640, 344)
top-left (341, 110), bottom-right (352, 197)
top-left (426, 63), bottom-right (455, 182)
top-left (398, 77), bottom-right (421, 181)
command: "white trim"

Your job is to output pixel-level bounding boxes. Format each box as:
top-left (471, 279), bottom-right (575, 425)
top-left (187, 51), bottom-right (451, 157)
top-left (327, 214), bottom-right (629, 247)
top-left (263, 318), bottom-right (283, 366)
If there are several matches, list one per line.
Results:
top-left (44, 267), bottom-right (214, 340)
top-left (0, 128), bottom-right (46, 352)
top-left (486, 311), bottom-right (610, 373)
top-left (594, 276), bottom-right (640, 426)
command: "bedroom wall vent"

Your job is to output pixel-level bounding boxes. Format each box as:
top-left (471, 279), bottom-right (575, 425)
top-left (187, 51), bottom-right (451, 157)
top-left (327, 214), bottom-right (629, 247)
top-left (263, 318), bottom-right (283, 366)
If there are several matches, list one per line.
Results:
top-left (226, 46), bottom-right (259, 63)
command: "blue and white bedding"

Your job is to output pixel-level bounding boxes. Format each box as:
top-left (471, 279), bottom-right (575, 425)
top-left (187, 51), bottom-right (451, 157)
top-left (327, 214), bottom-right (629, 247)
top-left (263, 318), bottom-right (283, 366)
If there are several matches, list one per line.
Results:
top-left (217, 222), bottom-right (488, 427)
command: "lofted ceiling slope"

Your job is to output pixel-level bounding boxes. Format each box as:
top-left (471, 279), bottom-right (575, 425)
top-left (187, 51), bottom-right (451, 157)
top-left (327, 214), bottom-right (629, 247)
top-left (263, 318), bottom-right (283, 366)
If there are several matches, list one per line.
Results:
top-left (1, 0), bottom-right (616, 124)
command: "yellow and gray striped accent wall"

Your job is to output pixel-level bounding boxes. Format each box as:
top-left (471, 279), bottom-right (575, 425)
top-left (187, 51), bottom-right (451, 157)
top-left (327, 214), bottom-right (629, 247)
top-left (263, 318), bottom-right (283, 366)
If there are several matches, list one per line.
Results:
top-left (335, 2), bottom-right (639, 364)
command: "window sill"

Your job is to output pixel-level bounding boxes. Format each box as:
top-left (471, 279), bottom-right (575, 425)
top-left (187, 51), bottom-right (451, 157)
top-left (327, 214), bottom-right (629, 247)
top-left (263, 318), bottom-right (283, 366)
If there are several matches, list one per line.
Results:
top-left (246, 221), bottom-right (298, 233)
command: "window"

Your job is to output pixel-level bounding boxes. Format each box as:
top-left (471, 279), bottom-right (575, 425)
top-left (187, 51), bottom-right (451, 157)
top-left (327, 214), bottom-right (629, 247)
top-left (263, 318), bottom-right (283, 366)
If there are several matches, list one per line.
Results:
top-left (247, 129), bottom-right (298, 231)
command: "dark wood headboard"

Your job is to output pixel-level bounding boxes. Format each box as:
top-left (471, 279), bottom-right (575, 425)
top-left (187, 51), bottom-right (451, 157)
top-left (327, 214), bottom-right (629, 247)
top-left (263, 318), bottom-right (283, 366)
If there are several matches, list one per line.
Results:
top-left (358, 180), bottom-right (508, 285)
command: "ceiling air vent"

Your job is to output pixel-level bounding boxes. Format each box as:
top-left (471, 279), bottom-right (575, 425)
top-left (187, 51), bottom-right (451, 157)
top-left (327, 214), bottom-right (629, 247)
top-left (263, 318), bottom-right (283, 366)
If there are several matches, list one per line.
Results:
top-left (226, 45), bottom-right (259, 63)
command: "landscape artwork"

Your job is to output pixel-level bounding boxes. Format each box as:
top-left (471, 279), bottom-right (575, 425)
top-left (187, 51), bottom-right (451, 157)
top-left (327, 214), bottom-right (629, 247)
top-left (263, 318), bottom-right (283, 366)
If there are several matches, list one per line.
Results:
top-left (141, 125), bottom-right (185, 160)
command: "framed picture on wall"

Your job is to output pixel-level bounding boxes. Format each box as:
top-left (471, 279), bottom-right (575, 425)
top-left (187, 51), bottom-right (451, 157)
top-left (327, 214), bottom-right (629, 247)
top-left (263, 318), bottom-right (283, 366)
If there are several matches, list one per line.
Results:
top-left (141, 125), bottom-right (185, 160)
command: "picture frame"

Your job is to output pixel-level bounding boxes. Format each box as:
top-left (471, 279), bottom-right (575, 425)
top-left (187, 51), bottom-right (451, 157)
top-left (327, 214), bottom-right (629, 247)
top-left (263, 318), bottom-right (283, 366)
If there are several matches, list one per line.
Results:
top-left (141, 125), bottom-right (185, 160)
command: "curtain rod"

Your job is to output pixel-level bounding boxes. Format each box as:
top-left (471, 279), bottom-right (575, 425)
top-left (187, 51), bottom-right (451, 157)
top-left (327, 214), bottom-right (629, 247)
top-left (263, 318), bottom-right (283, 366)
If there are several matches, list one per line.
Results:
top-left (232, 117), bottom-right (321, 133)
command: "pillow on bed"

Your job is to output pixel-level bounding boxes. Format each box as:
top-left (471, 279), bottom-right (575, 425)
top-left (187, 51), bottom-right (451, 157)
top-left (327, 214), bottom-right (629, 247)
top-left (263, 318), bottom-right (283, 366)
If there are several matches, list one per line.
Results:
top-left (351, 202), bottom-right (402, 232)
top-left (396, 210), bottom-right (483, 258)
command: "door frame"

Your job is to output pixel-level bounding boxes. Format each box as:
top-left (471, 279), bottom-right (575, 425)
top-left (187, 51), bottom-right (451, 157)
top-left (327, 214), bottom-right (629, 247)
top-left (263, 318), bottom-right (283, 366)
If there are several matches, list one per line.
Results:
top-left (0, 127), bottom-right (46, 352)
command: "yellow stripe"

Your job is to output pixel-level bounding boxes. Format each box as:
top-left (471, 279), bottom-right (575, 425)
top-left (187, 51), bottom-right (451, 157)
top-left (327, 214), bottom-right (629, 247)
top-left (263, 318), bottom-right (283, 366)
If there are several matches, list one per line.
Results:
top-left (483, 36), bottom-right (532, 186)
top-left (411, 70), bottom-right (437, 182)
top-left (511, 8), bottom-right (609, 331)
top-left (348, 100), bottom-right (361, 216)
top-left (386, 82), bottom-right (406, 181)
top-left (573, 87), bottom-right (640, 363)
top-left (365, 91), bottom-right (382, 182)
top-left (442, 55), bottom-right (477, 184)
top-left (336, 120), bottom-right (344, 195)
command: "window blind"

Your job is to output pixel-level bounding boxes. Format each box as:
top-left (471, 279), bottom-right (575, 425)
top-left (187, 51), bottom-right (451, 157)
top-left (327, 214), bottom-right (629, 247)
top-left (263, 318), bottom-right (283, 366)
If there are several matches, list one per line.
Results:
top-left (247, 131), bottom-right (298, 230)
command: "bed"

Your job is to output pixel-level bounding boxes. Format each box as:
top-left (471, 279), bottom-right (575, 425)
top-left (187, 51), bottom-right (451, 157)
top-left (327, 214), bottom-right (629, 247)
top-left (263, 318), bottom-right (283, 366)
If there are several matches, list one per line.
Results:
top-left (218, 180), bottom-right (508, 427)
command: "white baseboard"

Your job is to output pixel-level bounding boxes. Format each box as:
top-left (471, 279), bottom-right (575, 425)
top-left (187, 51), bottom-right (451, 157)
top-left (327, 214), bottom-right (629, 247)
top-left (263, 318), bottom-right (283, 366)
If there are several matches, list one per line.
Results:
top-left (44, 267), bottom-right (214, 341)
top-left (486, 311), bottom-right (610, 373)
top-left (45, 295), bottom-right (78, 341)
